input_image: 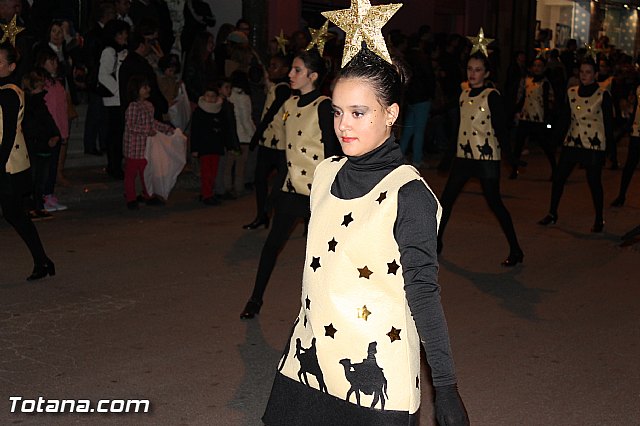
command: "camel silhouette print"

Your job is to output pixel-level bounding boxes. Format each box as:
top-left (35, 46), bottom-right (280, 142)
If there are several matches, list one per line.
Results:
top-left (294, 338), bottom-right (328, 393)
top-left (572, 134), bottom-right (584, 148)
top-left (278, 317), bottom-right (300, 372)
top-left (339, 342), bottom-right (388, 410)
top-left (477, 138), bottom-right (494, 160)
top-left (460, 140), bottom-right (473, 159)
top-left (588, 132), bottom-right (601, 150)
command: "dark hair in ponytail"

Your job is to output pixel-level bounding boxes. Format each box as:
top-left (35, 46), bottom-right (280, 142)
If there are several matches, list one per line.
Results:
top-left (336, 44), bottom-right (404, 108)
top-left (0, 41), bottom-right (18, 65)
top-left (294, 48), bottom-right (327, 89)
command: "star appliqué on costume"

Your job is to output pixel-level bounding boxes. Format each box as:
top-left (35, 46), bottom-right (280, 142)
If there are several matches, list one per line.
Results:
top-left (325, 323), bottom-right (337, 338)
top-left (342, 212), bottom-right (354, 227)
top-left (301, 169), bottom-right (307, 176)
top-left (297, 130), bottom-right (302, 136)
top-left (416, 376), bottom-right (420, 388)
top-left (310, 256), bottom-right (321, 271)
top-left (387, 326), bottom-right (401, 342)
top-left (288, 143), bottom-right (292, 149)
top-left (270, 136), bottom-right (278, 147)
top-left (287, 161), bottom-right (292, 167)
top-left (296, 112), bottom-right (301, 118)
top-left (313, 154), bottom-right (319, 161)
top-left (301, 147), bottom-right (307, 153)
top-left (305, 296), bottom-right (311, 309)
top-left (357, 305), bottom-right (371, 320)
top-left (328, 238), bottom-right (338, 252)
top-left (358, 266), bottom-right (373, 279)
top-left (387, 259), bottom-right (400, 275)
top-left (376, 191), bottom-right (387, 204)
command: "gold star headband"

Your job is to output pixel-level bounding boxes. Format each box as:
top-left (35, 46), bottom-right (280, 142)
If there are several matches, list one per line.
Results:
top-left (535, 47), bottom-right (550, 59)
top-left (467, 27), bottom-right (494, 57)
top-left (322, 0), bottom-right (402, 68)
top-left (275, 29), bottom-right (288, 55)
top-left (306, 20), bottom-right (334, 56)
top-left (0, 15), bottom-right (25, 46)
top-left (584, 40), bottom-right (599, 60)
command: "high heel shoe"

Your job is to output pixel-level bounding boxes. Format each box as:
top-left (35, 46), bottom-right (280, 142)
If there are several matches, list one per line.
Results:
top-left (591, 221), bottom-right (605, 233)
top-left (27, 258), bottom-right (55, 281)
top-left (611, 197), bottom-right (625, 207)
top-left (240, 299), bottom-right (263, 319)
top-left (243, 216), bottom-right (270, 230)
top-left (501, 251), bottom-right (524, 267)
top-left (538, 213), bottom-right (557, 226)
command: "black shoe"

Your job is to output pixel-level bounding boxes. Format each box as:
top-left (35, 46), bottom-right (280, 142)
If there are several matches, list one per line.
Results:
top-left (243, 216), bottom-right (269, 230)
top-left (202, 196), bottom-right (221, 206)
top-left (501, 251), bottom-right (524, 267)
top-left (611, 197), bottom-right (625, 207)
top-left (538, 214), bottom-right (557, 226)
top-left (145, 197), bottom-right (165, 206)
top-left (240, 299), bottom-right (263, 319)
top-left (27, 258), bottom-right (55, 281)
top-left (127, 201), bottom-right (139, 210)
top-left (591, 221), bottom-right (605, 233)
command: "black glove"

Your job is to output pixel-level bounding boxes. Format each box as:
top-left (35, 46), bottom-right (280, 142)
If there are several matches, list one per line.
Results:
top-left (434, 384), bottom-right (469, 426)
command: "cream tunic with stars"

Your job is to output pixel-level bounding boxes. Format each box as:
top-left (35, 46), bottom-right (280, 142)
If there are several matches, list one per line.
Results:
top-left (281, 95), bottom-right (328, 196)
top-left (259, 82), bottom-right (288, 150)
top-left (565, 86), bottom-right (606, 151)
top-left (521, 76), bottom-right (548, 123)
top-left (0, 84), bottom-right (29, 174)
top-left (457, 88), bottom-right (500, 161)
top-left (278, 157), bottom-right (441, 414)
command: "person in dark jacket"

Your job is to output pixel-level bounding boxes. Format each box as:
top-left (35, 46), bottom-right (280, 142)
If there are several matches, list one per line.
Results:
top-left (118, 30), bottom-right (168, 120)
top-left (22, 69), bottom-right (61, 219)
top-left (190, 84), bottom-right (239, 205)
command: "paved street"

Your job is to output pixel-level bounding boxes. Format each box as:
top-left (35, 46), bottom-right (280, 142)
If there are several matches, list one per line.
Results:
top-left (1, 143), bottom-right (639, 425)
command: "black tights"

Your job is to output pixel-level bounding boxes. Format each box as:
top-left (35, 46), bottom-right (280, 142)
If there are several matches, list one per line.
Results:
top-left (0, 192), bottom-right (47, 265)
top-left (249, 211), bottom-right (303, 302)
top-left (616, 136), bottom-right (640, 200)
top-left (548, 156), bottom-right (604, 223)
top-left (252, 146), bottom-right (287, 219)
top-left (438, 173), bottom-right (521, 254)
top-left (513, 121), bottom-right (557, 177)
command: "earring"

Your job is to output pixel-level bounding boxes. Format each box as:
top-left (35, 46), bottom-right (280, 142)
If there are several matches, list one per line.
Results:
top-left (387, 122), bottom-right (393, 126)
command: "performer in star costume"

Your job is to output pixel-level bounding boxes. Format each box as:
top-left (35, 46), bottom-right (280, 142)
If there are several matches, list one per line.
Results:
top-left (240, 48), bottom-right (342, 319)
top-left (538, 57), bottom-right (614, 232)
top-left (262, 3), bottom-right (469, 425)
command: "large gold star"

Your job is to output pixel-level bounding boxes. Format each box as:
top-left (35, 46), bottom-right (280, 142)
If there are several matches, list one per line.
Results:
top-left (275, 29), bottom-right (288, 55)
top-left (467, 27), bottom-right (494, 57)
top-left (322, 0), bottom-right (402, 67)
top-left (0, 15), bottom-right (25, 46)
top-left (584, 40), bottom-right (599, 60)
top-left (306, 20), bottom-right (334, 56)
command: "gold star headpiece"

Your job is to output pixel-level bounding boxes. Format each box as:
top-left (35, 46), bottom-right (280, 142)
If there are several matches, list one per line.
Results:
top-left (306, 20), bottom-right (334, 56)
top-left (584, 40), bottom-right (599, 60)
top-left (467, 27), bottom-right (494, 57)
top-left (0, 15), bottom-right (25, 46)
top-left (275, 29), bottom-right (288, 55)
top-left (535, 47), bottom-right (550, 59)
top-left (322, 0), bottom-right (402, 68)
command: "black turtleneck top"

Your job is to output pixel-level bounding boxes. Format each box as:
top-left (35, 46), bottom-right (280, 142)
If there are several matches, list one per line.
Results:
top-left (249, 77), bottom-right (292, 150)
top-left (330, 136), bottom-right (457, 387)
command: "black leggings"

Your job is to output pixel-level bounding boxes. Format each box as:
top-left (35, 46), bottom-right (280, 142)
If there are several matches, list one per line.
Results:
top-left (439, 172), bottom-right (521, 254)
top-left (1, 192), bottom-right (47, 264)
top-left (249, 210), bottom-right (304, 302)
top-left (513, 121), bottom-right (557, 176)
top-left (548, 155), bottom-right (604, 223)
top-left (616, 136), bottom-right (640, 200)
top-left (252, 146), bottom-right (287, 219)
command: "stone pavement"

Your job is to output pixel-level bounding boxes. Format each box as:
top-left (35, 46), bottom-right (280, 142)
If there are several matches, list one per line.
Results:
top-left (1, 125), bottom-right (640, 425)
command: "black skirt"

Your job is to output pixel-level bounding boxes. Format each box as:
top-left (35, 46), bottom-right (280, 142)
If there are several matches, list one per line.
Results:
top-left (451, 157), bottom-right (501, 180)
top-left (0, 168), bottom-right (32, 196)
top-left (263, 373), bottom-right (417, 426)
top-left (559, 146), bottom-right (606, 167)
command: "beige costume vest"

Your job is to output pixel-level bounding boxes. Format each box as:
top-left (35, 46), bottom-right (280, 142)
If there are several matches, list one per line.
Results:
top-left (1, 84), bottom-right (29, 174)
top-left (278, 157), bottom-right (442, 414)
top-left (457, 88), bottom-right (500, 161)
top-left (281, 95), bottom-right (328, 196)
top-left (565, 86), bottom-right (606, 151)
top-left (521, 76), bottom-right (547, 123)
top-left (259, 82), bottom-right (288, 150)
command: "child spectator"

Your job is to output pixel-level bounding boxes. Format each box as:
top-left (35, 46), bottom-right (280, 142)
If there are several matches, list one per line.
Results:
top-left (34, 47), bottom-right (69, 212)
top-left (21, 69), bottom-right (61, 220)
top-left (214, 78), bottom-right (238, 199)
top-left (224, 70), bottom-right (255, 197)
top-left (190, 84), bottom-right (239, 205)
top-left (123, 75), bottom-right (174, 210)
top-left (157, 53), bottom-right (181, 108)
